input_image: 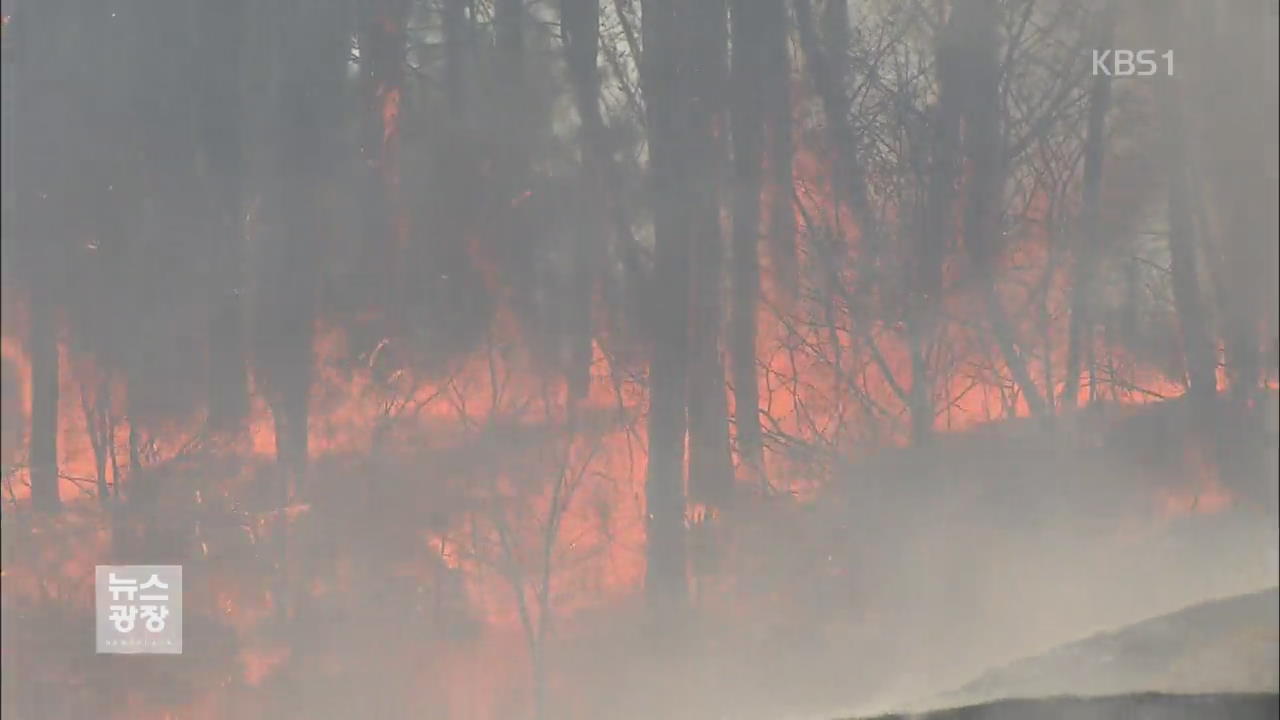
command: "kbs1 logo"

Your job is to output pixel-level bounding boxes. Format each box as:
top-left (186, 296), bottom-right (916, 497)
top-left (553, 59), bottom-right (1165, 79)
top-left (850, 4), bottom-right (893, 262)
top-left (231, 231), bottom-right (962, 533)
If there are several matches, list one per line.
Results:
top-left (95, 565), bottom-right (183, 654)
top-left (1092, 49), bottom-right (1174, 76)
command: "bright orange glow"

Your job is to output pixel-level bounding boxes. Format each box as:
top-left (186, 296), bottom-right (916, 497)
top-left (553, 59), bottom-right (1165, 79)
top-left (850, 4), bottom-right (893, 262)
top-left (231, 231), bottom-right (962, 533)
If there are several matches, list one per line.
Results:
top-left (380, 85), bottom-right (401, 148)
top-left (0, 101), bottom-right (1254, 720)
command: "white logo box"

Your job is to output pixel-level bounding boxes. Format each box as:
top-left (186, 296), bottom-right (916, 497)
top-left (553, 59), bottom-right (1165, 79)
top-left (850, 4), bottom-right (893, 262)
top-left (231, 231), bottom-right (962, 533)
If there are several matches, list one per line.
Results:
top-left (95, 565), bottom-right (183, 654)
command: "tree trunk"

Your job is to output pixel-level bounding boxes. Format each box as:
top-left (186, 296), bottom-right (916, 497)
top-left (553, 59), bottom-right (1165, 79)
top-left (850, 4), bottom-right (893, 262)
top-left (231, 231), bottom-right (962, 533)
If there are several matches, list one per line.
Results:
top-left (80, 378), bottom-right (111, 506)
top-left (908, 4), bottom-right (965, 444)
top-left (1196, 0), bottom-right (1274, 408)
top-left (763, 0), bottom-right (794, 295)
top-left (793, 0), bottom-right (871, 241)
top-left (28, 286), bottom-right (61, 513)
top-left (1063, 1), bottom-right (1117, 411)
top-left (357, 0), bottom-right (410, 325)
top-left (728, 0), bottom-right (768, 477)
top-left (955, 0), bottom-right (1048, 420)
top-left (199, 0), bottom-right (250, 431)
top-left (1156, 5), bottom-right (1218, 416)
top-left (9, 0), bottom-right (68, 513)
top-left (1167, 168), bottom-right (1218, 411)
top-left (564, 0), bottom-right (648, 372)
top-left (126, 381), bottom-right (154, 507)
top-left (640, 0), bottom-right (691, 614)
top-left (685, 0), bottom-right (735, 509)
top-left (561, 0), bottom-right (603, 400)
top-left (256, 0), bottom-right (348, 501)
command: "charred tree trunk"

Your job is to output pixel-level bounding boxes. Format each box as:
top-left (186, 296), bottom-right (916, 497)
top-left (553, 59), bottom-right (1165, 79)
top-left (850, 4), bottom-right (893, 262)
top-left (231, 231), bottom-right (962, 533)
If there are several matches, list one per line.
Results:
top-left (560, 0), bottom-right (603, 400)
top-left (685, 0), bottom-right (734, 509)
top-left (1063, 1), bottom-right (1117, 412)
top-left (1198, 1), bottom-right (1275, 408)
top-left (493, 0), bottom-right (546, 351)
top-left (955, 0), bottom-right (1047, 421)
top-left (80, 378), bottom-right (112, 506)
top-left (563, 0), bottom-right (646, 386)
top-left (908, 6), bottom-right (965, 445)
top-left (122, 0), bottom-right (202, 509)
top-left (28, 285), bottom-right (61, 513)
top-left (640, 0), bottom-right (691, 615)
top-left (728, 0), bottom-right (768, 478)
top-left (494, 0), bottom-right (529, 152)
top-left (199, 0), bottom-right (251, 431)
top-left (763, 0), bottom-right (794, 294)
top-left (358, 0), bottom-right (410, 325)
top-left (793, 0), bottom-right (871, 242)
top-left (442, 0), bottom-right (470, 113)
top-left (1167, 167), bottom-right (1218, 412)
top-left (124, 379), bottom-right (156, 508)
top-left (9, 1), bottom-right (68, 513)
top-left (1156, 7), bottom-right (1218, 416)
top-left (256, 1), bottom-right (349, 502)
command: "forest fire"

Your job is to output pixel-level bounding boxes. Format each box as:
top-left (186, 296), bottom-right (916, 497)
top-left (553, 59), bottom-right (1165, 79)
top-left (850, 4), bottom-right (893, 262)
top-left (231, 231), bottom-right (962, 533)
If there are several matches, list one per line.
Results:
top-left (2, 1), bottom-right (1276, 719)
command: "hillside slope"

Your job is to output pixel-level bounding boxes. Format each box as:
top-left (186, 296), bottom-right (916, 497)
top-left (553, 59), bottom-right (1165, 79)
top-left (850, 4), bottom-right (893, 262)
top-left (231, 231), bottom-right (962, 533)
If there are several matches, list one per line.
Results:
top-left (937, 587), bottom-right (1278, 705)
top-left (858, 692), bottom-right (1278, 720)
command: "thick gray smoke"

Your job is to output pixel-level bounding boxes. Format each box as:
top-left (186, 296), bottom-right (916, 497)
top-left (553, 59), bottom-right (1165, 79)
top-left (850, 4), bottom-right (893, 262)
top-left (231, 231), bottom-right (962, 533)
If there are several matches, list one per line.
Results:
top-left (1, 1), bottom-right (1276, 718)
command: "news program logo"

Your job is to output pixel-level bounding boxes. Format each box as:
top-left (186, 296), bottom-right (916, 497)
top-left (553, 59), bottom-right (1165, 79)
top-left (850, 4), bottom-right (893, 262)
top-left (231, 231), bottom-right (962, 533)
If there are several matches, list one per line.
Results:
top-left (95, 565), bottom-right (182, 654)
top-left (1092, 49), bottom-right (1174, 76)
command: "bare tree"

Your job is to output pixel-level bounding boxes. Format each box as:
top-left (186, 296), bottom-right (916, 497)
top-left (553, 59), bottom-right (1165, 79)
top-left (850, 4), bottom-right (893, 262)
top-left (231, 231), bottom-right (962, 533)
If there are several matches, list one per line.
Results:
top-left (685, 0), bottom-right (735, 510)
top-left (254, 0), bottom-right (351, 502)
top-left (1063, 0), bottom-right (1118, 411)
top-left (954, 0), bottom-right (1049, 421)
top-left (199, 0), bottom-right (251, 431)
top-left (729, 0), bottom-right (782, 479)
top-left (9, 0), bottom-right (77, 513)
top-left (639, 0), bottom-right (691, 616)
top-left (1154, 2), bottom-right (1217, 417)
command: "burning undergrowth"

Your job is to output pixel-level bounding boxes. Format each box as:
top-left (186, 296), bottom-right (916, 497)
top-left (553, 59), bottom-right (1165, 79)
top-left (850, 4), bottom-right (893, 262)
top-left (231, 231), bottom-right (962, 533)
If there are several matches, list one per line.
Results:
top-left (3, 1), bottom-right (1277, 718)
top-left (1, 334), bottom-right (1273, 718)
